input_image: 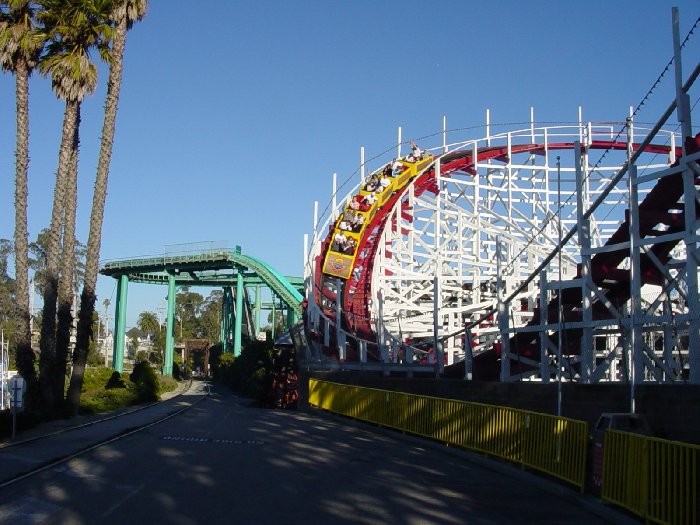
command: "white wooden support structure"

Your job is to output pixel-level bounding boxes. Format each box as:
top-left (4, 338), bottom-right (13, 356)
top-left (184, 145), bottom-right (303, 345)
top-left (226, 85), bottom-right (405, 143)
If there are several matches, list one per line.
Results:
top-left (576, 141), bottom-right (594, 382)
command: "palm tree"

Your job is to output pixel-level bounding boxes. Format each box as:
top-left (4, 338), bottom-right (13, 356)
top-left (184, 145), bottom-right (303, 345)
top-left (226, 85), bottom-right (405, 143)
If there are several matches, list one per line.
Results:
top-left (69, 0), bottom-right (146, 413)
top-left (136, 310), bottom-right (160, 364)
top-left (136, 311), bottom-right (159, 335)
top-left (54, 104), bottom-right (81, 403)
top-left (0, 1), bottom-right (44, 403)
top-left (37, 0), bottom-right (112, 408)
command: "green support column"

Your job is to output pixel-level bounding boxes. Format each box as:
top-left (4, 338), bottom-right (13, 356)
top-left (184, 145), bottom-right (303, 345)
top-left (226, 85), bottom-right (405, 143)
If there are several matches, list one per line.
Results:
top-left (222, 286), bottom-right (233, 353)
top-left (254, 284), bottom-right (261, 336)
top-left (234, 270), bottom-right (244, 357)
top-left (286, 304), bottom-right (295, 329)
top-left (112, 274), bottom-right (129, 373)
top-left (271, 294), bottom-right (277, 341)
top-left (219, 287), bottom-right (226, 350)
top-left (163, 273), bottom-right (176, 376)
top-left (227, 288), bottom-right (233, 351)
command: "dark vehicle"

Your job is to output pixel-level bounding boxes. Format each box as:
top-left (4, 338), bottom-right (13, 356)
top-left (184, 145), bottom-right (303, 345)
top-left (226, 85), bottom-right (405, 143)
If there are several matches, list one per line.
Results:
top-left (591, 413), bottom-right (653, 494)
top-left (592, 412), bottom-right (653, 440)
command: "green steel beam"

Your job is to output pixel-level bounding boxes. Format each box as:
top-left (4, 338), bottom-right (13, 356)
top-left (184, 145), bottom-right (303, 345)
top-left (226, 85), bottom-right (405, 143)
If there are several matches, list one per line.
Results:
top-left (100, 250), bottom-right (303, 316)
top-left (120, 271), bottom-right (302, 291)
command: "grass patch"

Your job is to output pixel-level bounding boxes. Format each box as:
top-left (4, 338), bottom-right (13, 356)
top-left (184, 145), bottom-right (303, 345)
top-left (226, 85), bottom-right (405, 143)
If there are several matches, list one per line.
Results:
top-left (80, 387), bottom-right (139, 414)
top-left (79, 363), bottom-right (183, 413)
top-left (1, 365), bottom-right (186, 439)
top-left (79, 366), bottom-right (138, 414)
top-left (81, 366), bottom-right (120, 394)
top-left (159, 375), bottom-right (178, 394)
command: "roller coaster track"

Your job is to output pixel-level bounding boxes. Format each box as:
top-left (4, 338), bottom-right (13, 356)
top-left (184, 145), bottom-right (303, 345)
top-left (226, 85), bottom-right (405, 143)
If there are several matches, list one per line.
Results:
top-left (306, 115), bottom-right (700, 388)
top-left (315, 140), bottom-right (682, 346)
top-left (102, 250), bottom-right (303, 317)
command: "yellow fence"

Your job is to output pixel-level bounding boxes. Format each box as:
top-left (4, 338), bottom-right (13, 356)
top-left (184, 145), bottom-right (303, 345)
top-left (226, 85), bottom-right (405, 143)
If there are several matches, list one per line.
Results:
top-left (308, 379), bottom-right (588, 491)
top-left (603, 430), bottom-right (699, 525)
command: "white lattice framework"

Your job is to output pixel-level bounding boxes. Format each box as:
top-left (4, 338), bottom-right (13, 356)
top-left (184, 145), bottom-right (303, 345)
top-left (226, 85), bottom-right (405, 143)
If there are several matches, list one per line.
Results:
top-left (373, 122), bottom-right (678, 358)
top-left (308, 84), bottom-right (700, 387)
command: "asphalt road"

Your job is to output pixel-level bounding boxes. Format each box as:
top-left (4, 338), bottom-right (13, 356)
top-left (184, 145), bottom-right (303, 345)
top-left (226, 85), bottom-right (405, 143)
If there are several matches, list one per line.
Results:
top-left (0, 384), bottom-right (634, 525)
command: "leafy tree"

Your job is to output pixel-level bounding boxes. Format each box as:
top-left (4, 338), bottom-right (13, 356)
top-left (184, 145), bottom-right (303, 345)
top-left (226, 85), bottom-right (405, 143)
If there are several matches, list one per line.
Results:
top-left (28, 228), bottom-right (85, 296)
top-left (175, 287), bottom-right (204, 340)
top-left (215, 340), bottom-right (273, 402)
top-left (265, 310), bottom-right (286, 339)
top-left (70, 0), bottom-right (147, 414)
top-left (86, 337), bottom-right (103, 366)
top-left (199, 289), bottom-right (222, 342)
top-left (0, 1), bottom-right (44, 393)
top-left (0, 240), bottom-right (16, 346)
top-left (125, 327), bottom-right (140, 358)
top-left (150, 323), bottom-right (165, 364)
top-left (27, 228), bottom-right (47, 294)
top-left (37, 0), bottom-right (112, 409)
top-left (136, 310), bottom-right (160, 364)
top-left (172, 288), bottom-right (224, 342)
top-left (85, 309), bottom-right (102, 365)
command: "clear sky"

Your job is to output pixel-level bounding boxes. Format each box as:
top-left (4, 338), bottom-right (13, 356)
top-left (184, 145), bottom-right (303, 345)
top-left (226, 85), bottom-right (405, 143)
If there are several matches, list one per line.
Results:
top-left (1, 0), bottom-right (699, 327)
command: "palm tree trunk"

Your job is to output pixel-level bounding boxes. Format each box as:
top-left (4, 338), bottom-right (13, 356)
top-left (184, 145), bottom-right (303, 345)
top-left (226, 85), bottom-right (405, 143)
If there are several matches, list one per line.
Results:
top-left (39, 98), bottom-right (79, 409)
top-left (55, 104), bottom-right (81, 406)
top-left (68, 17), bottom-right (129, 413)
top-left (13, 58), bottom-right (37, 399)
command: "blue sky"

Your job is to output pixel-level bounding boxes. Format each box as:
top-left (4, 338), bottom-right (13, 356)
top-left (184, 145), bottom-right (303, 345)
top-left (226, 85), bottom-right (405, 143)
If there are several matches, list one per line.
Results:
top-left (1, 0), bottom-right (699, 327)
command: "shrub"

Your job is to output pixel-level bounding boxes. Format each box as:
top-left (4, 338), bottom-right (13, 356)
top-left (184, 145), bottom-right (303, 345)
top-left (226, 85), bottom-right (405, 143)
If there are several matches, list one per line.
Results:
top-left (106, 371), bottom-right (127, 389)
top-left (215, 340), bottom-right (273, 402)
top-left (129, 361), bottom-right (160, 402)
top-left (78, 368), bottom-right (136, 414)
top-left (80, 388), bottom-right (137, 414)
top-left (158, 374), bottom-right (178, 394)
top-left (82, 366), bottom-right (116, 393)
top-left (213, 352), bottom-right (235, 382)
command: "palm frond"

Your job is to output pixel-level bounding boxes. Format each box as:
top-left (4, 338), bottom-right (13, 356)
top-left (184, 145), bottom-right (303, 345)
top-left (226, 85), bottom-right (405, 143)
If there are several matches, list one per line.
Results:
top-left (38, 0), bottom-right (113, 101)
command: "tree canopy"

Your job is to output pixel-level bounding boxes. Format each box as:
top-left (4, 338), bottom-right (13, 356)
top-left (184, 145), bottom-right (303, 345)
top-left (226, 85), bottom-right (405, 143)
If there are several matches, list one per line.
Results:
top-left (175, 288), bottom-right (221, 343)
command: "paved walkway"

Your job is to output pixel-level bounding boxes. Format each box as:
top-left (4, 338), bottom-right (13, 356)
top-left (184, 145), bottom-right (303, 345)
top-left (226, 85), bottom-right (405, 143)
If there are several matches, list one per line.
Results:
top-left (0, 381), bottom-right (639, 524)
top-left (0, 378), bottom-right (194, 445)
top-left (0, 380), bottom-right (206, 484)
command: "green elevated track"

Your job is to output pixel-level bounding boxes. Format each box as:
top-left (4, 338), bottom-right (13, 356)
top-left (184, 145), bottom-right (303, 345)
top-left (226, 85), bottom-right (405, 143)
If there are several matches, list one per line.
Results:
top-left (101, 246), bottom-right (303, 375)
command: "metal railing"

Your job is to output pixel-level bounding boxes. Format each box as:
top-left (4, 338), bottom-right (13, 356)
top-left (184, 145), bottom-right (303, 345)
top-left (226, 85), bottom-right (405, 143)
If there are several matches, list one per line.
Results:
top-left (308, 379), bottom-right (588, 490)
top-left (603, 430), bottom-right (699, 525)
